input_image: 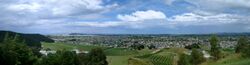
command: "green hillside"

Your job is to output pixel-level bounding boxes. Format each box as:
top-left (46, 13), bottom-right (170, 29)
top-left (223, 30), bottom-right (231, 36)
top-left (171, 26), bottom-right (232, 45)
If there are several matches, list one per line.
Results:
top-left (0, 31), bottom-right (54, 48)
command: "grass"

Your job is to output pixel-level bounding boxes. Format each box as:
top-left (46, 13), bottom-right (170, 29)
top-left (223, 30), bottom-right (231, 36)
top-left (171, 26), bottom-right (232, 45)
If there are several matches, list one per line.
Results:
top-left (42, 42), bottom-right (150, 65)
top-left (42, 43), bottom-right (250, 65)
top-left (107, 56), bottom-right (132, 65)
top-left (42, 42), bottom-right (107, 51)
top-left (201, 54), bottom-right (250, 65)
top-left (128, 58), bottom-right (152, 65)
top-left (131, 48), bottom-right (186, 65)
top-left (158, 48), bottom-right (187, 55)
top-left (104, 48), bottom-right (138, 56)
top-left (105, 48), bottom-right (155, 65)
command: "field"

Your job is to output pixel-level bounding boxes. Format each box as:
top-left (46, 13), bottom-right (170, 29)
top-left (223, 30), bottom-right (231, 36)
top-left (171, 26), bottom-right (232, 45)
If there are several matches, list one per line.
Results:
top-left (201, 54), bottom-right (250, 65)
top-left (42, 43), bottom-right (250, 65)
top-left (42, 42), bottom-right (153, 65)
top-left (42, 42), bottom-right (107, 51)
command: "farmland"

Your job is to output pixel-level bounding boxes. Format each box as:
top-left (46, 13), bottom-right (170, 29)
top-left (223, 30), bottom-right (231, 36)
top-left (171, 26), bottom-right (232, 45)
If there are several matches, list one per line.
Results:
top-left (41, 34), bottom-right (250, 65)
top-left (42, 42), bottom-right (188, 65)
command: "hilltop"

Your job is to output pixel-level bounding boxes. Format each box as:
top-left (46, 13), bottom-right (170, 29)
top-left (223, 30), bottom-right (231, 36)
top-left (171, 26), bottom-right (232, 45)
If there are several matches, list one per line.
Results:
top-left (0, 31), bottom-right (54, 48)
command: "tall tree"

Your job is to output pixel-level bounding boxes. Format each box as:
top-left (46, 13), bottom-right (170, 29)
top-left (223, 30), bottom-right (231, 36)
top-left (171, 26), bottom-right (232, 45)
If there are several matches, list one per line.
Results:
top-left (85, 48), bottom-right (108, 65)
top-left (209, 35), bottom-right (221, 60)
top-left (0, 33), bottom-right (37, 65)
top-left (235, 36), bottom-right (248, 53)
top-left (38, 50), bottom-right (80, 65)
top-left (241, 43), bottom-right (250, 58)
top-left (191, 49), bottom-right (205, 65)
top-left (178, 53), bottom-right (191, 65)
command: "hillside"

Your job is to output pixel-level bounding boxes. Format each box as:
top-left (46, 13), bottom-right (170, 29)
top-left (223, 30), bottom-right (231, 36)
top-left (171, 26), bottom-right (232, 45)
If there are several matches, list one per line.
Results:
top-left (0, 31), bottom-right (54, 48)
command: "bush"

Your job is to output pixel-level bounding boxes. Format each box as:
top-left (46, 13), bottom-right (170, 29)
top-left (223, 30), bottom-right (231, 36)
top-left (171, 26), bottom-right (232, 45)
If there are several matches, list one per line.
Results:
top-left (209, 35), bottom-right (221, 60)
top-left (178, 53), bottom-right (191, 65)
top-left (85, 48), bottom-right (108, 65)
top-left (0, 33), bottom-right (38, 65)
top-left (241, 42), bottom-right (250, 58)
top-left (191, 49), bottom-right (205, 65)
top-left (235, 36), bottom-right (248, 53)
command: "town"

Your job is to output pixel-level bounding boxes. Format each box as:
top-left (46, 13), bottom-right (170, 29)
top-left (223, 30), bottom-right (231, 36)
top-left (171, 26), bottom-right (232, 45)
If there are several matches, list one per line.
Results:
top-left (48, 33), bottom-right (249, 49)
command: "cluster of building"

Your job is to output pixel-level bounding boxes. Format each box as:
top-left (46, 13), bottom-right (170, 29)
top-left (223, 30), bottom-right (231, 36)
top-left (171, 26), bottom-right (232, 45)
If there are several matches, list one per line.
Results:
top-left (48, 35), bottom-right (241, 49)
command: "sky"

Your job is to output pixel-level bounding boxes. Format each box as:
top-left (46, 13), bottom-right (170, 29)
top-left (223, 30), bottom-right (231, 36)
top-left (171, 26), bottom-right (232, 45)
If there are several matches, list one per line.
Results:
top-left (1, 0), bottom-right (250, 34)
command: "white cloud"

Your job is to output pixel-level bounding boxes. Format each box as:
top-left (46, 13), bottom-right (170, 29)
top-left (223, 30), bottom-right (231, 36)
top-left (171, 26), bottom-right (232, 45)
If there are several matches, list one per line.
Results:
top-left (72, 21), bottom-right (124, 27)
top-left (117, 10), bottom-right (166, 21)
top-left (185, 0), bottom-right (250, 14)
top-left (6, 0), bottom-right (118, 16)
top-left (168, 13), bottom-right (241, 26)
top-left (7, 2), bottom-right (42, 12)
top-left (60, 12), bottom-right (248, 29)
top-left (186, 0), bottom-right (250, 8)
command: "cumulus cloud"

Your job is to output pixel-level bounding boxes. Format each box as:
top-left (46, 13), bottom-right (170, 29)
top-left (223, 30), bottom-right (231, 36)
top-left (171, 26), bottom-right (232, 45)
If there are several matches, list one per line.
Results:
top-left (186, 0), bottom-right (250, 8)
top-left (7, 2), bottom-right (42, 12)
top-left (72, 10), bottom-right (249, 29)
top-left (168, 13), bottom-right (240, 26)
top-left (72, 21), bottom-right (124, 27)
top-left (63, 10), bottom-right (167, 29)
top-left (5, 0), bottom-right (118, 16)
top-left (1, 0), bottom-right (250, 34)
top-left (117, 10), bottom-right (166, 21)
top-left (185, 0), bottom-right (250, 15)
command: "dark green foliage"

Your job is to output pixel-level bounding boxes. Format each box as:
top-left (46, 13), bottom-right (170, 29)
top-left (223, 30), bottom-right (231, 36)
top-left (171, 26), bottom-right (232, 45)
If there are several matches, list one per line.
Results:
top-left (235, 36), bottom-right (248, 53)
top-left (191, 49), bottom-right (205, 65)
top-left (85, 48), bottom-right (108, 65)
top-left (178, 53), bottom-right (191, 65)
top-left (0, 31), bottom-right (108, 65)
top-left (209, 35), bottom-right (221, 60)
top-left (130, 44), bottom-right (145, 50)
top-left (240, 39), bottom-right (250, 58)
top-left (147, 44), bottom-right (156, 49)
top-left (185, 43), bottom-right (200, 49)
top-left (38, 50), bottom-right (80, 65)
top-left (77, 53), bottom-right (87, 65)
top-left (0, 31), bottom-right (54, 48)
top-left (235, 36), bottom-right (250, 58)
top-left (0, 33), bottom-right (38, 65)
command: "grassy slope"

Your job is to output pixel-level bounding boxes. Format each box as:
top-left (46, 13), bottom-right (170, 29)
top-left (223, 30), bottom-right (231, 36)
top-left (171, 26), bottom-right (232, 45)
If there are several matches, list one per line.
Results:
top-left (42, 42), bottom-right (106, 51)
top-left (201, 54), bottom-right (250, 65)
top-left (42, 42), bottom-right (154, 65)
top-left (43, 43), bottom-right (250, 65)
top-left (107, 56), bottom-right (131, 65)
top-left (130, 48), bottom-right (187, 65)
top-left (105, 48), bottom-right (153, 65)
top-left (104, 48), bottom-right (138, 56)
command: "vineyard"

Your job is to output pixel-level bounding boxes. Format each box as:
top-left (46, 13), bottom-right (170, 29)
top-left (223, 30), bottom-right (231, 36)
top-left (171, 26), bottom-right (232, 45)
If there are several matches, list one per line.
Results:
top-left (130, 49), bottom-right (178, 65)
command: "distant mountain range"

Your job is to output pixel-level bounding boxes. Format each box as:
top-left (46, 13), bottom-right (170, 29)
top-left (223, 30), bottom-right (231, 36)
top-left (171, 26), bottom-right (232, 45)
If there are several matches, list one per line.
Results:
top-left (0, 31), bottom-right (54, 48)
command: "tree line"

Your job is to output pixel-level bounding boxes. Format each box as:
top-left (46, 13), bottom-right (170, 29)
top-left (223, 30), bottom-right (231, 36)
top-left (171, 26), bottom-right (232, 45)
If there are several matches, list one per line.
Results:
top-left (0, 33), bottom-right (108, 65)
top-left (178, 35), bottom-right (250, 65)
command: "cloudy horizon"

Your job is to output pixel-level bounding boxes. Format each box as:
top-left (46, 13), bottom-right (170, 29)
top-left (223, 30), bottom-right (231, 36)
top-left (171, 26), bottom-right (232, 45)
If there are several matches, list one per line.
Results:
top-left (1, 0), bottom-right (250, 34)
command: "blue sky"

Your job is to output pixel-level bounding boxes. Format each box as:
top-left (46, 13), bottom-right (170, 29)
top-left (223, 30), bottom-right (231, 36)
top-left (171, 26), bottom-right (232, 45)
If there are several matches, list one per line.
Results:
top-left (0, 0), bottom-right (250, 34)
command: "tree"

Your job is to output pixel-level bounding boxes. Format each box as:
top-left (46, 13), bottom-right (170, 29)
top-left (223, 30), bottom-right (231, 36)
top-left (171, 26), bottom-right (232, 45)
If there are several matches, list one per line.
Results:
top-left (130, 44), bottom-right (145, 50)
top-left (185, 43), bottom-right (200, 50)
top-left (38, 50), bottom-right (80, 65)
top-left (85, 48), bottom-right (108, 65)
top-left (147, 44), bottom-right (156, 49)
top-left (0, 33), bottom-right (37, 65)
top-left (178, 53), bottom-right (191, 65)
top-left (209, 35), bottom-right (221, 60)
top-left (235, 36), bottom-right (248, 53)
top-left (241, 43), bottom-right (250, 58)
top-left (191, 49), bottom-right (205, 65)
top-left (77, 53), bottom-right (87, 65)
